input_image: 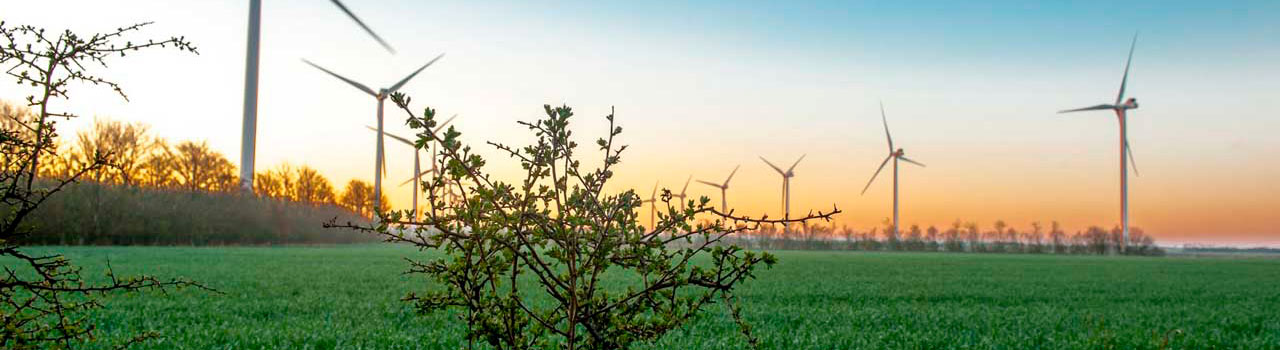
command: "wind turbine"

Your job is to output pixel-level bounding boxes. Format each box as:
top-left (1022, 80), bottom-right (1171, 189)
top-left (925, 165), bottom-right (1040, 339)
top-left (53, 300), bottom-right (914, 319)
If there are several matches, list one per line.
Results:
top-left (1058, 34), bottom-right (1142, 252)
top-left (697, 165), bottom-right (740, 213)
top-left (860, 102), bottom-right (925, 237)
top-left (671, 176), bottom-right (692, 211)
top-left (239, 0), bottom-right (396, 192)
top-left (374, 114), bottom-right (458, 219)
top-left (303, 53), bottom-right (445, 213)
top-left (640, 182), bottom-right (659, 230)
top-left (760, 155), bottom-right (805, 233)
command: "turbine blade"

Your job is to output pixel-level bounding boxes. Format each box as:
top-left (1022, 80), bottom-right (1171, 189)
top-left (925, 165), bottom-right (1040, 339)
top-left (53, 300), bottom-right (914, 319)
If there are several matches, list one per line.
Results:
top-left (365, 125), bottom-right (414, 146)
top-left (1116, 33), bottom-right (1138, 106)
top-left (880, 101), bottom-right (894, 152)
top-left (724, 164), bottom-right (741, 184)
top-left (401, 167), bottom-right (436, 186)
top-left (302, 59), bottom-right (377, 96)
top-left (759, 156), bottom-right (785, 175)
top-left (679, 176), bottom-right (692, 195)
top-left (861, 155), bottom-right (892, 195)
top-left (650, 182), bottom-right (658, 199)
top-left (899, 156), bottom-right (927, 167)
top-left (787, 154), bottom-right (807, 173)
top-left (433, 114), bottom-right (459, 133)
top-left (1126, 140), bottom-right (1140, 177)
top-left (696, 179), bottom-right (722, 188)
top-left (387, 53), bottom-right (446, 94)
top-left (1058, 104), bottom-right (1115, 113)
top-left (330, 0), bottom-right (397, 54)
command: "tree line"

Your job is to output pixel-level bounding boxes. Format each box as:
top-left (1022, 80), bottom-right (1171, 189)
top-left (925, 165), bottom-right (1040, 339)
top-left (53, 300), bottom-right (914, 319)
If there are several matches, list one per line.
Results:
top-left (2, 101), bottom-right (388, 244)
top-left (723, 220), bottom-right (1163, 256)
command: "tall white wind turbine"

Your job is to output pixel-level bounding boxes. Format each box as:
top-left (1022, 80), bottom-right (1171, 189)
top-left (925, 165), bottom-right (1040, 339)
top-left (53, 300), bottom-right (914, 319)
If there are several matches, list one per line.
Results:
top-left (697, 165), bottom-right (740, 212)
top-left (303, 54), bottom-right (445, 212)
top-left (1058, 34), bottom-right (1142, 252)
top-left (860, 102), bottom-right (925, 237)
top-left (760, 155), bottom-right (806, 233)
top-left (239, 0), bottom-right (397, 193)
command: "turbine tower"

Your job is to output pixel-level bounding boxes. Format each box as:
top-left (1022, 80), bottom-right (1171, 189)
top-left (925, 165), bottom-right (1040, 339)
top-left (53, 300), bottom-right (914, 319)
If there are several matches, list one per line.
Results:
top-left (375, 114), bottom-right (458, 219)
top-left (1058, 34), bottom-right (1142, 253)
top-left (697, 165), bottom-right (740, 212)
top-left (640, 182), bottom-right (659, 230)
top-left (760, 155), bottom-right (805, 233)
top-left (860, 102), bottom-right (926, 237)
top-left (401, 114), bottom-right (463, 211)
top-left (303, 54), bottom-right (445, 213)
top-left (239, 0), bottom-right (396, 193)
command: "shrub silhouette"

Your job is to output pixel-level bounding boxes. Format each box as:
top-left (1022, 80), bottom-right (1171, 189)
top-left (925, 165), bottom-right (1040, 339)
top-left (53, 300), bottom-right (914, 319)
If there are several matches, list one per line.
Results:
top-left (330, 94), bottom-right (839, 349)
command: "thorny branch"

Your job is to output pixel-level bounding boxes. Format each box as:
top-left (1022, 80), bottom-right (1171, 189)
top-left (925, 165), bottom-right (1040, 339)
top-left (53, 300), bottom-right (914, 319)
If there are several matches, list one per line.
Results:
top-left (1, 21), bottom-right (207, 349)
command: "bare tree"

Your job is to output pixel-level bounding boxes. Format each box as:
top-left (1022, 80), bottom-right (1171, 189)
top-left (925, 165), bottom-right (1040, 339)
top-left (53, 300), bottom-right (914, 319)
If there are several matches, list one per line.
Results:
top-left (172, 140), bottom-right (237, 192)
top-left (337, 179), bottom-right (386, 218)
top-left (74, 118), bottom-right (152, 185)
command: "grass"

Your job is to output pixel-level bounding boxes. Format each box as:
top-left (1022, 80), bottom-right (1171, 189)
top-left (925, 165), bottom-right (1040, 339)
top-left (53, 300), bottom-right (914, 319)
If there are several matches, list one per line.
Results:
top-left (16, 245), bottom-right (1280, 349)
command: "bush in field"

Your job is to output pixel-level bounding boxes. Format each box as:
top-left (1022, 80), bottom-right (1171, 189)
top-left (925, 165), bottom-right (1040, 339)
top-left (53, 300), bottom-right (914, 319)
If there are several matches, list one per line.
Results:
top-left (331, 94), bottom-right (839, 349)
top-left (0, 21), bottom-right (210, 349)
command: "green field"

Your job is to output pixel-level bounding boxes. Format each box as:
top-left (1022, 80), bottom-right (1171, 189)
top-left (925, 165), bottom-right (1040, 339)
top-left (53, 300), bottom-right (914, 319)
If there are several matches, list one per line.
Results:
top-left (19, 245), bottom-right (1280, 349)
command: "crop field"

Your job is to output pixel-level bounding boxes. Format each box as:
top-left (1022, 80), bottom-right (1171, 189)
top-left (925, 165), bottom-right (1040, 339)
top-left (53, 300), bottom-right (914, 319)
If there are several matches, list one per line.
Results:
top-left (18, 245), bottom-right (1280, 350)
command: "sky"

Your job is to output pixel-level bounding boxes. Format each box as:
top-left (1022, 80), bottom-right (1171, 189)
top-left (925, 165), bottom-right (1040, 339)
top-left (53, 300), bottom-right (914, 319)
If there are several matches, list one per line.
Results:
top-left (3, 1), bottom-right (1278, 246)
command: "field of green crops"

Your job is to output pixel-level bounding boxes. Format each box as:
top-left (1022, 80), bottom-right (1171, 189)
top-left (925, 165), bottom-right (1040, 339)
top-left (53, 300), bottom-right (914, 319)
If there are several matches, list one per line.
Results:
top-left (21, 245), bottom-right (1280, 349)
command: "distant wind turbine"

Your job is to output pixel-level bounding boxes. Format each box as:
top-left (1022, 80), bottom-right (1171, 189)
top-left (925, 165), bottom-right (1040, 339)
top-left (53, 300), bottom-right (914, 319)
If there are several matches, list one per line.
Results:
top-left (860, 102), bottom-right (925, 237)
top-left (697, 165), bottom-right (740, 213)
top-left (760, 155), bottom-right (805, 233)
top-left (640, 182), bottom-right (659, 230)
top-left (670, 176), bottom-right (692, 211)
top-left (1058, 33), bottom-right (1142, 252)
top-left (303, 53), bottom-right (445, 212)
top-left (383, 114), bottom-right (458, 218)
top-left (239, 0), bottom-right (397, 193)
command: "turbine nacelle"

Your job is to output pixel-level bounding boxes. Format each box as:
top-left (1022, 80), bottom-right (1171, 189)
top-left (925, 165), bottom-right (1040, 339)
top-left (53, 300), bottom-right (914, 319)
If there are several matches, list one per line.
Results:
top-left (1122, 97), bottom-right (1139, 110)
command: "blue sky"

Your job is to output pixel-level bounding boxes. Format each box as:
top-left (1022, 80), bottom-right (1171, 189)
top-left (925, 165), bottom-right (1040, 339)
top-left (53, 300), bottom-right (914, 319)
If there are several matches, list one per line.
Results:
top-left (2, 0), bottom-right (1277, 244)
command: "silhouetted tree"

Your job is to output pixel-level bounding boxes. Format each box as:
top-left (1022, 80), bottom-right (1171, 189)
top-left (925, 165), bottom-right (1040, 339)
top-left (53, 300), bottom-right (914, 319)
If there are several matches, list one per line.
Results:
top-left (943, 220), bottom-right (964, 252)
top-left (172, 140), bottom-right (236, 192)
top-left (925, 225), bottom-right (940, 252)
top-left (337, 179), bottom-right (387, 217)
top-left (74, 118), bottom-right (152, 185)
top-left (1050, 221), bottom-right (1067, 254)
top-left (255, 163), bottom-right (336, 204)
